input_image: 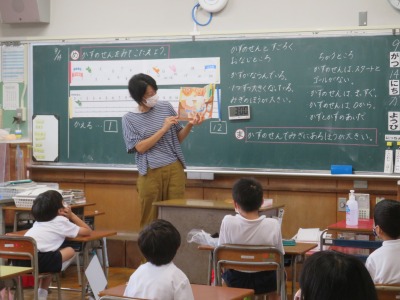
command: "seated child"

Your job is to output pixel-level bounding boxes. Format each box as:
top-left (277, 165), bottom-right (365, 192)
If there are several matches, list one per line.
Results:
top-left (124, 219), bottom-right (194, 300)
top-left (295, 250), bottom-right (377, 300)
top-left (15, 190), bottom-right (92, 300)
top-left (218, 177), bottom-right (284, 299)
top-left (365, 199), bottom-right (400, 284)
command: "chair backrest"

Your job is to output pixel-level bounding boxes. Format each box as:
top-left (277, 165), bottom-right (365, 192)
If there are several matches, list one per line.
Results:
top-left (0, 235), bottom-right (40, 299)
top-left (375, 284), bottom-right (400, 300)
top-left (213, 244), bottom-right (285, 297)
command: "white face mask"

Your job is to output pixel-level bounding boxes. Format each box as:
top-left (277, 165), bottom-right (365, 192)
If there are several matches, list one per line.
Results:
top-left (143, 94), bottom-right (159, 108)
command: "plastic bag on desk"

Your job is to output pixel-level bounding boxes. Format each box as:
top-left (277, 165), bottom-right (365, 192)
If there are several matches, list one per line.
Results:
top-left (187, 229), bottom-right (219, 247)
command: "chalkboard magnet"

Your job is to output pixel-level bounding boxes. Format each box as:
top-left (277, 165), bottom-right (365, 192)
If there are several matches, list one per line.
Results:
top-left (331, 165), bottom-right (353, 174)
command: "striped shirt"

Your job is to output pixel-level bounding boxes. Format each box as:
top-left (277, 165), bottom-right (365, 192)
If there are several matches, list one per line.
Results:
top-left (122, 101), bottom-right (186, 175)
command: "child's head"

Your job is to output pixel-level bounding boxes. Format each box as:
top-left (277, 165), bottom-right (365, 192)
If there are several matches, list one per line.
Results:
top-left (31, 190), bottom-right (64, 222)
top-left (299, 251), bottom-right (377, 300)
top-left (138, 219), bottom-right (181, 266)
top-left (373, 199), bottom-right (400, 239)
top-left (232, 177), bottom-right (263, 212)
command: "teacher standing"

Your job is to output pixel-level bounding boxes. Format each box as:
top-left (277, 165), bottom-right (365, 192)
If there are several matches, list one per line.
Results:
top-left (122, 73), bottom-right (203, 228)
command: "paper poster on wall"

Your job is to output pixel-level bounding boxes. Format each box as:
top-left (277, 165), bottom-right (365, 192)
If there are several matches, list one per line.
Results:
top-left (1, 45), bottom-right (25, 83)
top-left (2, 82), bottom-right (19, 110)
top-left (32, 115), bottom-right (59, 162)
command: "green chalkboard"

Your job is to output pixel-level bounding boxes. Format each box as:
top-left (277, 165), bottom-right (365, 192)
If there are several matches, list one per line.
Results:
top-left (32, 35), bottom-right (400, 171)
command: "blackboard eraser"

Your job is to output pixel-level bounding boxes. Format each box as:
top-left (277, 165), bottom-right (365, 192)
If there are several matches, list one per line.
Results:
top-left (331, 165), bottom-right (353, 174)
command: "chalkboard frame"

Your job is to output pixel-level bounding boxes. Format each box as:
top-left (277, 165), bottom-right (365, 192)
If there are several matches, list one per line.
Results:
top-left (29, 33), bottom-right (400, 174)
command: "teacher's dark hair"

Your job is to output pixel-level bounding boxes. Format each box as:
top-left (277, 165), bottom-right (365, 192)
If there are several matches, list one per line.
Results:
top-left (128, 73), bottom-right (158, 104)
top-left (299, 251), bottom-right (377, 300)
top-left (138, 219), bottom-right (181, 266)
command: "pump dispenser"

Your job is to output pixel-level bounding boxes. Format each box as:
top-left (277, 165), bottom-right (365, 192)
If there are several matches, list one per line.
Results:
top-left (346, 190), bottom-right (358, 226)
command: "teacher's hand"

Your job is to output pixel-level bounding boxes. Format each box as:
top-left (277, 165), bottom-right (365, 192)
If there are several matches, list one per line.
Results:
top-left (189, 112), bottom-right (204, 125)
top-left (162, 116), bottom-right (179, 131)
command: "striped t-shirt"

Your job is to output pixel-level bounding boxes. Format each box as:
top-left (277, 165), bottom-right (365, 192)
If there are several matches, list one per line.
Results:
top-left (122, 101), bottom-right (186, 175)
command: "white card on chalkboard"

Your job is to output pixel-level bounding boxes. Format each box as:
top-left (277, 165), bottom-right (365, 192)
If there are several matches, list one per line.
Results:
top-left (32, 115), bottom-right (59, 162)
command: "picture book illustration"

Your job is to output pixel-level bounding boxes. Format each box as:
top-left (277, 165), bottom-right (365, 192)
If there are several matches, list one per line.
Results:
top-left (178, 84), bottom-right (215, 121)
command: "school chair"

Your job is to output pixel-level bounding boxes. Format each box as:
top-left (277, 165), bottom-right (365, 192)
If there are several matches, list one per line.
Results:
top-left (0, 235), bottom-right (61, 300)
top-left (213, 244), bottom-right (286, 300)
top-left (375, 284), bottom-right (400, 300)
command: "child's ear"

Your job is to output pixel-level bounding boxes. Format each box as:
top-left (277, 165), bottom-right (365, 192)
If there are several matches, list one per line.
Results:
top-left (233, 201), bottom-right (240, 212)
top-left (57, 207), bottom-right (64, 215)
top-left (376, 225), bottom-right (383, 237)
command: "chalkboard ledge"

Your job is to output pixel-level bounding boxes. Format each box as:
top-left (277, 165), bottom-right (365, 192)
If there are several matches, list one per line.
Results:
top-left (0, 139), bottom-right (31, 144)
top-left (28, 164), bottom-right (400, 179)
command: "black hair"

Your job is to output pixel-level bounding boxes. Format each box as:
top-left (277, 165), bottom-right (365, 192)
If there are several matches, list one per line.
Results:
top-left (299, 251), bottom-right (377, 300)
top-left (232, 177), bottom-right (263, 212)
top-left (31, 190), bottom-right (64, 222)
top-left (128, 73), bottom-right (158, 104)
top-left (138, 219), bottom-right (181, 266)
top-left (374, 199), bottom-right (400, 239)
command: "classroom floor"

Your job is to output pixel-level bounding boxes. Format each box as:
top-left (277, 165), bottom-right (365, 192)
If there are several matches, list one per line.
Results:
top-left (5, 266), bottom-right (298, 299)
top-left (4, 266), bottom-right (134, 300)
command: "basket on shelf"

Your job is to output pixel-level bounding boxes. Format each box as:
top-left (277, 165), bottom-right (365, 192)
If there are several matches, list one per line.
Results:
top-left (0, 182), bottom-right (40, 200)
top-left (13, 188), bottom-right (73, 208)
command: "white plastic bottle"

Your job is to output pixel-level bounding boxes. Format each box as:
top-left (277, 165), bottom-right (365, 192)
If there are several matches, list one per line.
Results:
top-left (346, 190), bottom-right (359, 226)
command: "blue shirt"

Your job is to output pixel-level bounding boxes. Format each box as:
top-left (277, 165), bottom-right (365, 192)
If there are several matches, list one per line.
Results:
top-left (122, 101), bottom-right (186, 175)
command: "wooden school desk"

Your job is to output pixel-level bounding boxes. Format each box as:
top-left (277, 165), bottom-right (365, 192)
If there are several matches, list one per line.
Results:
top-left (7, 229), bottom-right (117, 300)
top-left (2, 202), bottom-right (95, 232)
top-left (284, 242), bottom-right (318, 298)
top-left (99, 283), bottom-right (255, 300)
top-left (198, 242), bottom-right (318, 298)
top-left (83, 210), bottom-right (105, 229)
top-left (0, 198), bottom-right (16, 235)
top-left (153, 199), bottom-right (284, 284)
top-left (0, 265), bottom-right (33, 300)
top-left (321, 219), bottom-right (382, 261)
top-left (327, 219), bottom-right (374, 234)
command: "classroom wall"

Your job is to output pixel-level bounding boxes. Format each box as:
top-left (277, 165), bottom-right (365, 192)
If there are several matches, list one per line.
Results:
top-left (0, 0), bottom-right (398, 40)
top-left (2, 2), bottom-right (400, 236)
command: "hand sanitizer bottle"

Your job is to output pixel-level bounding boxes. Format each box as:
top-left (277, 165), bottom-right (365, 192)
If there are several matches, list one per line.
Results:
top-left (346, 190), bottom-right (358, 226)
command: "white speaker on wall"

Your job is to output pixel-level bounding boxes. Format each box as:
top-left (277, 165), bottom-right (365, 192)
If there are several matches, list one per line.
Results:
top-left (0, 0), bottom-right (50, 23)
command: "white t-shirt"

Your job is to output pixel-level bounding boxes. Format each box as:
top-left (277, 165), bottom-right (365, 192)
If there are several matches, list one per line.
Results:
top-left (365, 239), bottom-right (400, 284)
top-left (25, 215), bottom-right (80, 252)
top-left (124, 262), bottom-right (194, 300)
top-left (218, 214), bottom-right (284, 254)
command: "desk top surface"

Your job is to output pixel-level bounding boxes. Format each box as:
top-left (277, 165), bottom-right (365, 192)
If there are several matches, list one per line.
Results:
top-left (284, 242), bottom-right (318, 255)
top-left (2, 202), bottom-right (95, 211)
top-left (8, 229), bottom-right (117, 241)
top-left (99, 283), bottom-right (254, 299)
top-left (0, 266), bottom-right (33, 279)
top-left (199, 242), bottom-right (318, 255)
top-left (153, 199), bottom-right (284, 211)
top-left (327, 219), bottom-right (374, 233)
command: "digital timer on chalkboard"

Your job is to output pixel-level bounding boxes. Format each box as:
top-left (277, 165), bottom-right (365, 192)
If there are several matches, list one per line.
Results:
top-left (228, 105), bottom-right (251, 120)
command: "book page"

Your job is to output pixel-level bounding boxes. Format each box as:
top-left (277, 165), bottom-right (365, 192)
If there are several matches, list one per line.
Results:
top-left (178, 84), bottom-right (214, 121)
